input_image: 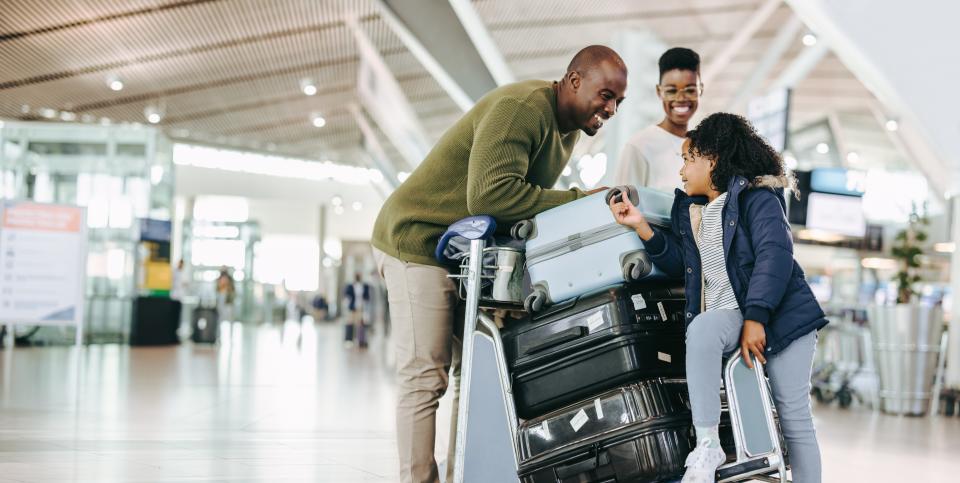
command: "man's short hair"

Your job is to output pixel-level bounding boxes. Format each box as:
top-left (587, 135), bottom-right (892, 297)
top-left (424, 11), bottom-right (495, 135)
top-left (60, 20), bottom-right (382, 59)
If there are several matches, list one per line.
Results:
top-left (567, 45), bottom-right (626, 76)
top-left (658, 47), bottom-right (700, 79)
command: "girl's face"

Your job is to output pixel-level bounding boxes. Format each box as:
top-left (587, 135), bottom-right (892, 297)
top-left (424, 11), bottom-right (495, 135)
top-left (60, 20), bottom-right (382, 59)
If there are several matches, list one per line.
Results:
top-left (679, 138), bottom-right (716, 196)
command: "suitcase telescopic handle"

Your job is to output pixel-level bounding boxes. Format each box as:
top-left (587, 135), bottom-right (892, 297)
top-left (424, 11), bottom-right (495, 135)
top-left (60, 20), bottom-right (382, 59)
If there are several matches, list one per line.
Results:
top-left (524, 326), bottom-right (588, 355)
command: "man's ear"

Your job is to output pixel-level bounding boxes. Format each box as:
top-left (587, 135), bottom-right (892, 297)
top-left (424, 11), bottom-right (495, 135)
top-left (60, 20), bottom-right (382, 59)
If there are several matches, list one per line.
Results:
top-left (568, 71), bottom-right (582, 91)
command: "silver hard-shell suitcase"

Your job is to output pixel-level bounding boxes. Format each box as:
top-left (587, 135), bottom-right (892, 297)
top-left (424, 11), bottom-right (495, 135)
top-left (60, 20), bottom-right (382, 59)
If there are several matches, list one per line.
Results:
top-left (512, 186), bottom-right (676, 313)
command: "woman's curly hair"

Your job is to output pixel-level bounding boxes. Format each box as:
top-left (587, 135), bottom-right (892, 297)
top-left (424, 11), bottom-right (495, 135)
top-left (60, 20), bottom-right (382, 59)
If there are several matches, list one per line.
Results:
top-left (686, 112), bottom-right (794, 195)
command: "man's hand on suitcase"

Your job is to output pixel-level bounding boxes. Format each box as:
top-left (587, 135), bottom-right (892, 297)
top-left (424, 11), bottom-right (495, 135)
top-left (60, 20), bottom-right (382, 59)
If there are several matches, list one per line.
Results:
top-left (609, 196), bottom-right (654, 241)
top-left (740, 320), bottom-right (767, 369)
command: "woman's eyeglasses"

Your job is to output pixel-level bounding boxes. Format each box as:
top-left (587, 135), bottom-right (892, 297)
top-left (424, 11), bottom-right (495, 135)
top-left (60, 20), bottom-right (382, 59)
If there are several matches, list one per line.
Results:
top-left (658, 85), bottom-right (702, 101)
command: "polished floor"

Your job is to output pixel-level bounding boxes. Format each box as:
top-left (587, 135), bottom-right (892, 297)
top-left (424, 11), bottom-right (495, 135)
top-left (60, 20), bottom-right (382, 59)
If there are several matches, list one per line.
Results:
top-left (0, 320), bottom-right (958, 482)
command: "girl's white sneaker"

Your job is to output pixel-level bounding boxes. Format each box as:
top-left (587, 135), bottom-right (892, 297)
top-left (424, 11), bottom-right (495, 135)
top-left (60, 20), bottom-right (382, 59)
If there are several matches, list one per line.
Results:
top-left (680, 437), bottom-right (727, 483)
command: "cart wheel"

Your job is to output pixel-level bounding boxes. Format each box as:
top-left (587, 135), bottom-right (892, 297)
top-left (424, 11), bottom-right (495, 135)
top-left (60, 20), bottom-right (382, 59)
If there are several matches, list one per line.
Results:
top-left (511, 219), bottom-right (535, 240)
top-left (838, 390), bottom-right (853, 409)
top-left (524, 288), bottom-right (548, 313)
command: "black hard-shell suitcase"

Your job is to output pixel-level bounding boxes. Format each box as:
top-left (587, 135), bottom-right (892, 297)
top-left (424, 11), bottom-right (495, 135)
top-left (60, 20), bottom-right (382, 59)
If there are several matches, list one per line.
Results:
top-left (517, 379), bottom-right (737, 483)
top-left (628, 283), bottom-right (687, 327)
top-left (503, 285), bottom-right (686, 418)
top-left (518, 379), bottom-right (695, 483)
top-left (191, 307), bottom-right (218, 344)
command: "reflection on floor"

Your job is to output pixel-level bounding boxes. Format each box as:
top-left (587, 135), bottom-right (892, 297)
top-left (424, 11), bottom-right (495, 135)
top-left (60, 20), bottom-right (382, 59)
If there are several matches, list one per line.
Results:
top-left (0, 320), bottom-right (958, 482)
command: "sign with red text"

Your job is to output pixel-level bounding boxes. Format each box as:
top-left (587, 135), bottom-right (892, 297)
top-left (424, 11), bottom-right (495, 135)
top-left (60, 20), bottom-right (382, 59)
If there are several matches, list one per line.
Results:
top-left (0, 201), bottom-right (86, 329)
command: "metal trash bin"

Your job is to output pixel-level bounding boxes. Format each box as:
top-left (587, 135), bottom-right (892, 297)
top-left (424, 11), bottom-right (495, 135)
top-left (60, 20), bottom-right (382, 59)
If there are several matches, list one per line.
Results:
top-left (867, 303), bottom-right (943, 416)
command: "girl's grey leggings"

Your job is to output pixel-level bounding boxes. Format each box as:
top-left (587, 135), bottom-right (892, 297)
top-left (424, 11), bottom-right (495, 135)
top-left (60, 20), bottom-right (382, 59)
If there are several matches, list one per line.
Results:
top-left (686, 308), bottom-right (822, 483)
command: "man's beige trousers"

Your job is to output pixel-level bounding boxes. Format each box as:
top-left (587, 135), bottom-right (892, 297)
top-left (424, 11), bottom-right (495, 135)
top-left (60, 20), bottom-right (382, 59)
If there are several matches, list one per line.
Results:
top-left (374, 248), bottom-right (461, 483)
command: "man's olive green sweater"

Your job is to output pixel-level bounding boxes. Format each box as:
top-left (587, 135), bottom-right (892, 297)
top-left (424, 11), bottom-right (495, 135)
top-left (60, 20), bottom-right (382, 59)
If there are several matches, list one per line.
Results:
top-left (372, 80), bottom-right (585, 267)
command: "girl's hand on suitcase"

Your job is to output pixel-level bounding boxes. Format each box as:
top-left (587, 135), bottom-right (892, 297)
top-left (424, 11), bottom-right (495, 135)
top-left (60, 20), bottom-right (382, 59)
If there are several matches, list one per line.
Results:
top-left (609, 198), bottom-right (654, 240)
top-left (740, 320), bottom-right (767, 369)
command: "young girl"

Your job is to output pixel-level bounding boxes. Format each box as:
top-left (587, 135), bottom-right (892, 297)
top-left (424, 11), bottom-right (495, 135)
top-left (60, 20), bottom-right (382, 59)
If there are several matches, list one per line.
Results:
top-left (609, 113), bottom-right (827, 483)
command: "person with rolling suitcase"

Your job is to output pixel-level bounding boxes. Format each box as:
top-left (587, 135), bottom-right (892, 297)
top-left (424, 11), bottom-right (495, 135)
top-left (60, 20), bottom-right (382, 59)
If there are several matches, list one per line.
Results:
top-left (609, 112), bottom-right (828, 483)
top-left (344, 274), bottom-right (370, 349)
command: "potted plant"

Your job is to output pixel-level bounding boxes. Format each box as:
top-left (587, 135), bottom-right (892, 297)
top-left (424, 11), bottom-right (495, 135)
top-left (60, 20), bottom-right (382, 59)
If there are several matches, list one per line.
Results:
top-left (890, 206), bottom-right (929, 304)
top-left (868, 203), bottom-right (943, 416)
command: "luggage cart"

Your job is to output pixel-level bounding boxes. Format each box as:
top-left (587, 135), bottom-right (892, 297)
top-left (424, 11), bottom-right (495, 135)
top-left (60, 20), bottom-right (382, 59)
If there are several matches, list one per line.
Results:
top-left (811, 315), bottom-right (877, 409)
top-left (443, 216), bottom-right (790, 483)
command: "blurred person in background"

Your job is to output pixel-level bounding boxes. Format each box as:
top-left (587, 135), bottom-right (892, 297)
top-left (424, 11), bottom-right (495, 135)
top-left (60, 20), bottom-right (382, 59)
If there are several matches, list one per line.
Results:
top-left (216, 266), bottom-right (236, 323)
top-left (170, 258), bottom-right (191, 301)
top-left (372, 45), bottom-right (628, 483)
top-left (613, 47), bottom-right (702, 192)
top-left (344, 273), bottom-right (370, 349)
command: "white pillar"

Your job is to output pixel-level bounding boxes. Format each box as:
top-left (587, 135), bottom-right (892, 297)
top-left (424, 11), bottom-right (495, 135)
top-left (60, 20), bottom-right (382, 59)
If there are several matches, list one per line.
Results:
top-left (946, 195), bottom-right (960, 387)
top-left (599, 29), bottom-right (666, 187)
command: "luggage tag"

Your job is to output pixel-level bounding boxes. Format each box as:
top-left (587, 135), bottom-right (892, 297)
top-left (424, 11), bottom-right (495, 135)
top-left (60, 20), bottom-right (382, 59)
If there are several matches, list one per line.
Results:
top-left (631, 293), bottom-right (647, 310)
top-left (585, 311), bottom-right (606, 333)
top-left (570, 409), bottom-right (589, 432)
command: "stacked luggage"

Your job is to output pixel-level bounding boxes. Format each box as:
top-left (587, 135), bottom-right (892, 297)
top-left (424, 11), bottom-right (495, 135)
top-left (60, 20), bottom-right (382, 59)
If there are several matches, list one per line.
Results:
top-left (500, 187), bottom-right (699, 481)
top-left (503, 283), bottom-right (699, 482)
top-left (438, 186), bottom-right (788, 482)
top-left (503, 284), bottom-right (687, 419)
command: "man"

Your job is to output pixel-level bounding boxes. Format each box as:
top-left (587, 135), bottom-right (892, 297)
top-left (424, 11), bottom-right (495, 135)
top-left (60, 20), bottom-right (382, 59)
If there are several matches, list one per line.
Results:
top-left (614, 47), bottom-right (702, 192)
top-left (372, 45), bottom-right (627, 483)
top-left (344, 273), bottom-right (370, 348)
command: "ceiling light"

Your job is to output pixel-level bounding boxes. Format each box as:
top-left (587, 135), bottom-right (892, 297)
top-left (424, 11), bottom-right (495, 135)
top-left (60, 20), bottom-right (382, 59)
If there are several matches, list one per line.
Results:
top-left (311, 113), bottom-right (326, 128)
top-left (368, 170), bottom-right (384, 183)
top-left (802, 33), bottom-right (818, 47)
top-left (562, 166), bottom-right (572, 177)
top-left (331, 195), bottom-right (343, 206)
top-left (334, 206), bottom-right (345, 215)
top-left (398, 172), bottom-right (410, 182)
top-left (20, 104), bottom-right (30, 114)
top-left (0, 120), bottom-right (4, 129)
top-left (59, 111), bottom-right (77, 122)
top-left (300, 78), bottom-right (317, 96)
top-left (106, 75), bottom-right (124, 91)
top-left (846, 151), bottom-right (859, 163)
top-left (885, 119), bottom-right (899, 131)
top-left (39, 108), bottom-right (57, 119)
top-left (99, 118), bottom-right (112, 126)
top-left (352, 201), bottom-right (362, 211)
top-left (815, 143), bottom-right (829, 154)
top-left (144, 105), bottom-right (163, 124)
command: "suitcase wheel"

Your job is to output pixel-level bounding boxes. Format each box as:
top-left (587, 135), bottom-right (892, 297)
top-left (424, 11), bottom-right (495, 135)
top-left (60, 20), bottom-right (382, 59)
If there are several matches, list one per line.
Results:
top-left (524, 287), bottom-right (548, 313)
top-left (621, 251), bottom-right (652, 281)
top-left (511, 219), bottom-right (535, 240)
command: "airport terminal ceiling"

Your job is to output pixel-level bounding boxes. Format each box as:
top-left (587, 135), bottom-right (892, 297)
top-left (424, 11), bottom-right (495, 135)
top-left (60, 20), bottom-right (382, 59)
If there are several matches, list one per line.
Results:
top-left (0, 0), bottom-right (887, 180)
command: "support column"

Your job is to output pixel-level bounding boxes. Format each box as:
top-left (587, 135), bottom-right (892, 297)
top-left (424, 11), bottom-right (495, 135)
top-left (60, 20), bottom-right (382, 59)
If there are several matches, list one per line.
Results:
top-left (318, 204), bottom-right (327, 295)
top-left (946, 195), bottom-right (960, 388)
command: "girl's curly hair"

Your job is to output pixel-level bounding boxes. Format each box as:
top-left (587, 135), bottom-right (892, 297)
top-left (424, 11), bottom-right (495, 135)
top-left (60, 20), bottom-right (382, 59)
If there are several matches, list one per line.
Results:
top-left (686, 112), bottom-right (795, 195)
